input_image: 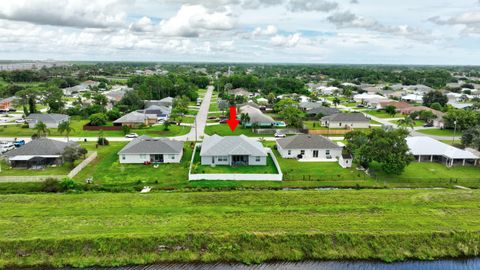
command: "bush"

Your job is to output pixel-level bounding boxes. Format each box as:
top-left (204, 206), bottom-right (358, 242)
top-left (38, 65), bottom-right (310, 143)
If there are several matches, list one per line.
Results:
top-left (60, 178), bottom-right (78, 192)
top-left (97, 137), bottom-right (109, 146)
top-left (42, 178), bottom-right (60, 193)
top-left (106, 109), bottom-right (122, 121)
top-left (89, 113), bottom-right (107, 126)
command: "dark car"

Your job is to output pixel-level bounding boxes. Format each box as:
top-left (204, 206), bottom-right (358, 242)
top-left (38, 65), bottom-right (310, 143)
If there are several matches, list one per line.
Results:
top-left (219, 119), bottom-right (228, 124)
top-left (423, 122), bottom-right (434, 127)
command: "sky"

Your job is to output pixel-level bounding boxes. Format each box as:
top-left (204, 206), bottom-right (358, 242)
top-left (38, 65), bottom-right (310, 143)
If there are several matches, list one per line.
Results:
top-left (0, 0), bottom-right (479, 65)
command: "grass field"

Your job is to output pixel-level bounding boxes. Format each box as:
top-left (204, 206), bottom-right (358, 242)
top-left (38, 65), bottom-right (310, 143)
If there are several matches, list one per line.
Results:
top-left (0, 121), bottom-right (190, 137)
top-left (0, 161), bottom-right (72, 176)
top-left (391, 119), bottom-right (425, 127)
top-left (417, 128), bottom-right (463, 137)
top-left (204, 124), bottom-right (270, 136)
top-left (1, 189), bottom-right (480, 268)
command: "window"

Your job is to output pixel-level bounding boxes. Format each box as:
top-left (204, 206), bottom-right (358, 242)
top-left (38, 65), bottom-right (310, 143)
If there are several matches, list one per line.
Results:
top-left (339, 123), bottom-right (342, 127)
top-left (255, 156), bottom-right (261, 162)
top-left (171, 155), bottom-right (175, 160)
top-left (300, 150), bottom-right (305, 155)
top-left (122, 155), bottom-right (125, 160)
top-left (287, 150), bottom-right (291, 155)
top-left (218, 156), bottom-right (227, 162)
top-left (313, 150), bottom-right (319, 158)
top-left (326, 150), bottom-right (330, 155)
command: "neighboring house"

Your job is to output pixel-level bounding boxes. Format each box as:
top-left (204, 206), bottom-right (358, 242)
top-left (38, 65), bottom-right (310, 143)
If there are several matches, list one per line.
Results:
top-left (299, 102), bottom-right (322, 111)
top-left (113, 111), bottom-right (157, 128)
top-left (229, 88), bottom-right (252, 97)
top-left (137, 105), bottom-right (171, 120)
top-left (401, 94), bottom-right (423, 103)
top-left (144, 97), bottom-right (174, 108)
top-left (25, 113), bottom-right (69, 128)
top-left (4, 138), bottom-right (79, 168)
top-left (406, 137), bottom-right (478, 167)
top-left (62, 80), bottom-right (99, 96)
top-left (276, 134), bottom-right (342, 161)
top-left (321, 113), bottom-right (370, 128)
top-left (305, 106), bottom-right (340, 117)
top-left (398, 106), bottom-right (444, 117)
top-left (256, 97), bottom-right (268, 104)
top-left (0, 96), bottom-right (16, 111)
top-left (200, 134), bottom-right (268, 166)
top-left (118, 135), bottom-right (183, 164)
top-left (378, 101), bottom-right (411, 110)
top-left (240, 105), bottom-right (276, 127)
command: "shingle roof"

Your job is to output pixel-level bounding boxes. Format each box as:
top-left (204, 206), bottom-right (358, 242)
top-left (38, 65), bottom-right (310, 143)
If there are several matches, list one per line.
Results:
top-left (201, 135), bottom-right (267, 156)
top-left (118, 135), bottom-right (183, 154)
top-left (305, 106), bottom-right (340, 116)
top-left (113, 111), bottom-right (156, 124)
top-left (321, 113), bottom-right (369, 122)
top-left (406, 137), bottom-right (478, 159)
top-left (299, 102), bottom-right (322, 110)
top-left (240, 105), bottom-right (275, 124)
top-left (26, 113), bottom-right (69, 123)
top-left (5, 138), bottom-right (78, 157)
top-left (277, 134), bottom-right (341, 150)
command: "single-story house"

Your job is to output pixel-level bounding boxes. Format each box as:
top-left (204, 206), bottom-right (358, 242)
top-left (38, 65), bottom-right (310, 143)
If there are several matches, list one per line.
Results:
top-left (378, 101), bottom-right (411, 110)
top-left (144, 97), bottom-right (174, 108)
top-left (200, 134), bottom-right (268, 166)
top-left (305, 106), bottom-right (340, 117)
top-left (256, 97), bottom-right (268, 104)
top-left (62, 80), bottom-right (99, 96)
top-left (406, 137), bottom-right (479, 167)
top-left (137, 105), bottom-right (171, 120)
top-left (4, 138), bottom-right (79, 168)
top-left (353, 93), bottom-right (388, 103)
top-left (321, 113), bottom-right (370, 128)
top-left (398, 106), bottom-right (444, 118)
top-left (276, 134), bottom-right (342, 161)
top-left (240, 105), bottom-right (276, 127)
top-left (299, 102), bottom-right (322, 111)
top-left (118, 135), bottom-right (183, 164)
top-left (113, 111), bottom-right (157, 128)
top-left (401, 94), bottom-right (423, 103)
top-left (229, 88), bottom-right (252, 97)
top-left (0, 96), bottom-right (16, 111)
top-left (25, 113), bottom-right (69, 128)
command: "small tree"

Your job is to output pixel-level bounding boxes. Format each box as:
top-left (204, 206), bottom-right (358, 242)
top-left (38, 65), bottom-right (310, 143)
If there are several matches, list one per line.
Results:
top-left (62, 145), bottom-right (88, 168)
top-left (163, 121), bottom-right (171, 131)
top-left (33, 121), bottom-right (49, 137)
top-left (121, 125), bottom-right (131, 135)
top-left (397, 116), bottom-right (415, 130)
top-left (384, 105), bottom-right (397, 117)
top-left (57, 121), bottom-right (75, 141)
top-left (332, 97), bottom-right (341, 107)
top-left (89, 113), bottom-right (107, 126)
top-left (240, 113), bottom-right (250, 127)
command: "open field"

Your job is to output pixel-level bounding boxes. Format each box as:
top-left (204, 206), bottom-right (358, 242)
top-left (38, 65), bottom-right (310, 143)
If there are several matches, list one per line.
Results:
top-left (417, 128), bottom-right (463, 137)
top-left (1, 189), bottom-right (480, 268)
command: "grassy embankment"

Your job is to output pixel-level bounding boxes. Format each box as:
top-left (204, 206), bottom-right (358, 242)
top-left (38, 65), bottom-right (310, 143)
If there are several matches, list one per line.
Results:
top-left (0, 189), bottom-right (479, 268)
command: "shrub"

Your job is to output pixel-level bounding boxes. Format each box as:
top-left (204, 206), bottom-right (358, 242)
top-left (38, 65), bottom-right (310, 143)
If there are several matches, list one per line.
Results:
top-left (42, 178), bottom-right (60, 193)
top-left (97, 137), bottom-right (109, 146)
top-left (89, 113), bottom-right (107, 126)
top-left (60, 178), bottom-right (78, 192)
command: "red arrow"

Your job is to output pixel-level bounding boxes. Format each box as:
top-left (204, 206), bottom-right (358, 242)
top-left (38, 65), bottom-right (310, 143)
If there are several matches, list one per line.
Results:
top-left (226, 106), bottom-right (240, 132)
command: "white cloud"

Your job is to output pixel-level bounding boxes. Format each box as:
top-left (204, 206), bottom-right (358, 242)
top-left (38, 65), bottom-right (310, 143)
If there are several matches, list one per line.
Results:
top-left (252, 25), bottom-right (278, 36)
top-left (0, 0), bottom-right (127, 28)
top-left (287, 0), bottom-right (338, 12)
top-left (270, 33), bottom-right (302, 47)
top-left (129, 16), bottom-right (156, 32)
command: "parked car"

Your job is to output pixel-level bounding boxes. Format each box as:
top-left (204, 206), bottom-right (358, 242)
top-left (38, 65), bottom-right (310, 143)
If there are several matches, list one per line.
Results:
top-left (125, 133), bottom-right (139, 138)
top-left (274, 132), bottom-right (286, 138)
top-left (423, 122), bottom-right (434, 127)
top-left (14, 140), bottom-right (25, 147)
top-left (0, 142), bottom-right (15, 153)
top-left (219, 119), bottom-right (228, 124)
top-left (15, 119), bottom-right (25, 123)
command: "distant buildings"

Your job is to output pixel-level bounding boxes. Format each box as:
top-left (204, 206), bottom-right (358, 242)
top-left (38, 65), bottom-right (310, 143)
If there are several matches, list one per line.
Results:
top-left (25, 113), bottom-right (69, 128)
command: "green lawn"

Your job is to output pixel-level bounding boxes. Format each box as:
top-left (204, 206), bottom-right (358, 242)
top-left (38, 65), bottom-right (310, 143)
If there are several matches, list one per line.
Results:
top-left (417, 128), bottom-right (463, 137)
top-left (73, 142), bottom-right (194, 186)
top-left (204, 124), bottom-right (271, 136)
top-left (1, 189), bottom-right (480, 267)
top-left (177, 116), bottom-right (195, 124)
top-left (364, 110), bottom-right (402, 118)
top-left (0, 161), bottom-right (72, 176)
top-left (0, 121), bottom-right (190, 137)
top-left (209, 101), bottom-right (219, 111)
top-left (391, 119), bottom-right (424, 127)
top-left (192, 149), bottom-right (278, 174)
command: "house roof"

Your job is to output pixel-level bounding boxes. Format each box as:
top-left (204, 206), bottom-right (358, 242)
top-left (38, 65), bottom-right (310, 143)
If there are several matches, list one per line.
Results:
top-left (406, 137), bottom-right (478, 160)
top-left (26, 113), bottom-right (69, 123)
top-left (305, 106), bottom-right (340, 116)
top-left (277, 134), bottom-right (341, 150)
top-left (379, 101), bottom-right (411, 109)
top-left (321, 113), bottom-right (369, 122)
top-left (0, 96), bottom-right (16, 104)
top-left (229, 88), bottom-right (252, 96)
top-left (5, 138), bottom-right (78, 157)
top-left (299, 102), bottom-right (322, 110)
top-left (113, 111), bottom-right (156, 124)
top-left (118, 135), bottom-right (183, 154)
top-left (140, 105), bottom-right (171, 115)
top-left (201, 134), bottom-right (267, 157)
top-left (398, 106), bottom-right (444, 117)
top-left (240, 105), bottom-right (275, 124)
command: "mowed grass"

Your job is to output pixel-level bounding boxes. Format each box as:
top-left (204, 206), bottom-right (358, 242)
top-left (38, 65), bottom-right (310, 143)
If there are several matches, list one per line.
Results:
top-left (391, 119), bottom-right (425, 127)
top-left (204, 124), bottom-right (273, 137)
top-left (1, 189), bottom-right (480, 267)
top-left (74, 142), bottom-right (194, 186)
top-left (417, 128), bottom-right (463, 137)
top-left (0, 121), bottom-right (190, 137)
top-left (0, 161), bottom-right (73, 176)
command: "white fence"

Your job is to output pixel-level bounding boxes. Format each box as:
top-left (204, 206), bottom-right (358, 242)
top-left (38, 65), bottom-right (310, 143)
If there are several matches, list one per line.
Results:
top-left (188, 145), bottom-right (283, 181)
top-left (67, 151), bottom-right (97, 178)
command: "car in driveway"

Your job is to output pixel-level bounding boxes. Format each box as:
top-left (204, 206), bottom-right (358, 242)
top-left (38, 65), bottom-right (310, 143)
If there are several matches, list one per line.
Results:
top-left (15, 119), bottom-right (25, 123)
top-left (0, 142), bottom-right (15, 153)
top-left (274, 132), bottom-right (286, 138)
top-left (423, 122), bottom-right (434, 127)
top-left (125, 133), bottom-right (139, 138)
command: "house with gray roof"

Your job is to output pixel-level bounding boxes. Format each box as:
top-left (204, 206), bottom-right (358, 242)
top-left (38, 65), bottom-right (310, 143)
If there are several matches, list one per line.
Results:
top-left (5, 138), bottom-right (79, 168)
top-left (240, 105), bottom-right (276, 127)
top-left (144, 97), bottom-right (174, 108)
top-left (276, 134), bottom-right (342, 161)
top-left (25, 113), bottom-right (69, 128)
top-left (118, 135), bottom-right (183, 164)
top-left (305, 106), bottom-right (340, 117)
top-left (200, 134), bottom-right (268, 166)
top-left (113, 111), bottom-right (157, 128)
top-left (321, 113), bottom-right (370, 128)
top-left (137, 105), bottom-right (171, 120)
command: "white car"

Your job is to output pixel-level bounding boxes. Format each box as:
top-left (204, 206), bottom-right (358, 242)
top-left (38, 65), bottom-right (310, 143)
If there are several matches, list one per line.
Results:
top-left (125, 133), bottom-right (139, 138)
top-left (274, 132), bottom-right (286, 138)
top-left (15, 119), bottom-right (25, 123)
top-left (0, 142), bottom-right (15, 153)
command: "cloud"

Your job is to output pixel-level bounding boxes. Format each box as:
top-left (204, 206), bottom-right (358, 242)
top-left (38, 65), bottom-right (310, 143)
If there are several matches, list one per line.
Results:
top-left (327, 10), bottom-right (432, 42)
top-left (252, 25), bottom-right (278, 36)
top-left (159, 4), bottom-right (236, 37)
top-left (428, 11), bottom-right (480, 35)
top-left (287, 0), bottom-right (338, 12)
top-left (270, 33), bottom-right (302, 46)
top-left (0, 0), bottom-right (127, 28)
top-left (129, 17), bottom-right (156, 32)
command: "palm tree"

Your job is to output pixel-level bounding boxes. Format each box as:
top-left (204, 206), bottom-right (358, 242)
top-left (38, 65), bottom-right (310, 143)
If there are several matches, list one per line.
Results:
top-left (397, 116), bottom-right (415, 130)
top-left (58, 121), bottom-right (75, 141)
top-left (33, 121), bottom-right (49, 137)
top-left (332, 97), bottom-right (341, 107)
top-left (240, 113), bottom-right (250, 128)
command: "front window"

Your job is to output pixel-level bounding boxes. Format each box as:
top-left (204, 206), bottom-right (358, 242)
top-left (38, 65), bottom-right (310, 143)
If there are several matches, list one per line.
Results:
top-left (300, 150), bottom-right (305, 155)
top-left (122, 155), bottom-right (125, 160)
top-left (326, 150), bottom-right (330, 155)
top-left (287, 150), bottom-right (291, 155)
top-left (255, 156), bottom-right (261, 162)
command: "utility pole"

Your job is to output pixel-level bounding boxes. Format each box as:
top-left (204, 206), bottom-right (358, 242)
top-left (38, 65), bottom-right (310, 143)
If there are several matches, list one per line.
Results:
top-left (452, 120), bottom-right (457, 144)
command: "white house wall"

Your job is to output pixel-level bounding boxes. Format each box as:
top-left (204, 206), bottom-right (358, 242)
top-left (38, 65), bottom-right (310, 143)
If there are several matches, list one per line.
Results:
top-left (277, 144), bottom-right (341, 161)
top-left (119, 152), bottom-right (182, 164)
top-left (324, 120), bottom-right (370, 128)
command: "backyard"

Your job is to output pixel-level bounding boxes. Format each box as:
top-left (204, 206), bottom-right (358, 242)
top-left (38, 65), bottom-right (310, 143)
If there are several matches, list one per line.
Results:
top-left (1, 189), bottom-right (479, 267)
top-left (417, 128), bottom-right (463, 137)
top-left (204, 124), bottom-right (269, 136)
top-left (364, 110), bottom-right (403, 118)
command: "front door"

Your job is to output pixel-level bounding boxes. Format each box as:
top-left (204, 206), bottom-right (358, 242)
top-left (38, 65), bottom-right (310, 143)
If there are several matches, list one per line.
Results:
top-left (313, 150), bottom-right (319, 158)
